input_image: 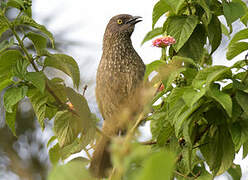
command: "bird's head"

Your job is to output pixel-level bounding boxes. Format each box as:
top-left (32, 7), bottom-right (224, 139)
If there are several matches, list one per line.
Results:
top-left (104, 14), bottom-right (142, 38)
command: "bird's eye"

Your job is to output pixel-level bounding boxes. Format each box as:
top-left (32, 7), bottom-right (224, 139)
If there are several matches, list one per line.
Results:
top-left (117, 19), bottom-right (123, 24)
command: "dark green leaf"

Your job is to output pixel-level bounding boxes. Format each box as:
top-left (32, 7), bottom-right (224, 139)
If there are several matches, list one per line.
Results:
top-left (200, 126), bottom-right (235, 175)
top-left (243, 140), bottom-right (248, 159)
top-left (152, 1), bottom-right (169, 29)
top-left (207, 15), bottom-right (221, 54)
top-left (5, 104), bottom-right (17, 136)
top-left (4, 86), bottom-right (28, 113)
top-left (135, 151), bottom-right (175, 180)
top-left (0, 14), bottom-right (9, 39)
top-left (223, 1), bottom-right (246, 25)
top-left (28, 88), bottom-right (47, 129)
top-left (227, 42), bottom-right (248, 60)
top-left (141, 27), bottom-right (163, 45)
top-left (166, 15), bottom-right (198, 52)
top-left (25, 72), bottom-right (46, 93)
top-left (207, 84), bottom-right (232, 117)
top-left (7, 0), bottom-right (24, 10)
top-left (44, 54), bottom-right (80, 88)
top-left (26, 32), bottom-right (47, 55)
top-left (178, 24), bottom-right (206, 62)
top-left (183, 87), bottom-right (205, 107)
top-left (12, 58), bottom-right (29, 79)
top-left (227, 164), bottom-right (242, 180)
top-left (235, 90), bottom-right (248, 115)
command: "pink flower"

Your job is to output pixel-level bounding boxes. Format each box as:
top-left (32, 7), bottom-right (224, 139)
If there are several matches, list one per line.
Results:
top-left (152, 36), bottom-right (176, 48)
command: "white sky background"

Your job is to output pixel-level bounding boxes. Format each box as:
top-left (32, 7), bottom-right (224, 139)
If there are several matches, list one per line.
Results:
top-left (32, 0), bottom-right (248, 179)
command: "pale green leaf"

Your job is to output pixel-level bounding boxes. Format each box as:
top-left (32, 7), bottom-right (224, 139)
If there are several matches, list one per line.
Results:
top-left (0, 50), bottom-right (23, 78)
top-left (44, 54), bottom-right (80, 88)
top-left (48, 161), bottom-right (94, 180)
top-left (0, 13), bottom-right (9, 38)
top-left (144, 60), bottom-right (166, 81)
top-left (166, 15), bottom-right (198, 52)
top-left (183, 88), bottom-right (206, 108)
top-left (4, 86), bottom-right (28, 113)
top-left (229, 28), bottom-right (248, 45)
top-left (49, 143), bottom-right (61, 165)
top-left (5, 104), bottom-right (17, 136)
top-left (26, 32), bottom-right (47, 55)
top-left (28, 88), bottom-right (47, 129)
top-left (0, 79), bottom-right (13, 92)
top-left (25, 72), bottom-right (46, 93)
top-left (221, 23), bottom-right (230, 37)
top-left (135, 151), bottom-right (175, 180)
top-left (227, 42), bottom-right (248, 60)
top-left (54, 110), bottom-right (82, 147)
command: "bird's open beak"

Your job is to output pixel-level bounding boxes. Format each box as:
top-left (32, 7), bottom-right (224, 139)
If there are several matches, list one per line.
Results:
top-left (126, 16), bottom-right (142, 25)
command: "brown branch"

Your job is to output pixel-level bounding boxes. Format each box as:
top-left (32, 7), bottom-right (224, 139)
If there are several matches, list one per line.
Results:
top-left (140, 140), bottom-right (157, 145)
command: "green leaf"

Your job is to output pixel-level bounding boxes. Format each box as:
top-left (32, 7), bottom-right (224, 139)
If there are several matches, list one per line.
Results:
top-left (0, 38), bottom-right (14, 54)
top-left (235, 90), bottom-right (248, 115)
top-left (241, 11), bottom-right (248, 26)
top-left (7, 0), bottom-right (24, 10)
top-left (135, 151), bottom-right (175, 180)
top-left (229, 28), bottom-right (248, 45)
top-left (177, 24), bottom-right (206, 62)
top-left (207, 15), bottom-right (221, 54)
top-left (221, 23), bottom-right (229, 37)
top-left (0, 50), bottom-right (23, 78)
top-left (49, 143), bottom-right (61, 165)
top-left (0, 79), bottom-right (13, 92)
top-left (144, 60), bottom-right (166, 81)
top-left (28, 88), bottom-right (47, 129)
top-left (0, 14), bottom-right (9, 38)
top-left (166, 15), bottom-right (198, 52)
top-left (152, 1), bottom-right (169, 29)
top-left (192, 66), bottom-right (228, 89)
top-left (26, 32), bottom-right (47, 55)
top-left (207, 84), bottom-right (232, 117)
top-left (197, 0), bottom-right (212, 24)
top-left (5, 104), bottom-right (17, 136)
top-left (12, 58), bottom-right (29, 79)
top-left (141, 27), bottom-right (163, 45)
top-left (223, 1), bottom-right (246, 25)
top-left (65, 87), bottom-right (96, 146)
top-left (227, 42), bottom-right (248, 60)
top-left (200, 126), bottom-right (235, 175)
top-left (183, 87), bottom-right (205, 107)
top-left (227, 164), bottom-right (242, 180)
top-left (44, 54), bottom-right (80, 88)
top-left (243, 141), bottom-right (248, 159)
top-left (17, 15), bottom-right (54, 47)
top-left (47, 136), bottom-right (57, 148)
top-left (162, 0), bottom-right (184, 14)
top-left (25, 72), bottom-right (46, 93)
top-left (4, 86), bottom-right (28, 113)
top-left (54, 110), bottom-right (82, 147)
top-left (48, 160), bottom-right (94, 180)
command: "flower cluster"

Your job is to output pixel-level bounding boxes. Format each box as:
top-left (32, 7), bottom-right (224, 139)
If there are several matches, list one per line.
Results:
top-left (152, 36), bottom-right (176, 48)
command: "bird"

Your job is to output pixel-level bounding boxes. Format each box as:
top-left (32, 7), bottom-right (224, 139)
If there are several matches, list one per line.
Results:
top-left (89, 14), bottom-right (146, 178)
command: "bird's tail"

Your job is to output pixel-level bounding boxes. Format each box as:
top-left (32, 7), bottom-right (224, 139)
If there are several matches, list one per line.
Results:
top-left (89, 136), bottom-right (112, 178)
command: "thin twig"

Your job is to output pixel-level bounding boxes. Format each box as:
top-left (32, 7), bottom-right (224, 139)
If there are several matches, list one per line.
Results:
top-left (82, 85), bottom-right (88, 96)
top-left (140, 140), bottom-right (157, 145)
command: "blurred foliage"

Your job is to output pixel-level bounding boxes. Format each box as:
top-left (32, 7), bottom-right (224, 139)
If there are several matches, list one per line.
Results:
top-left (1, 0), bottom-right (248, 180)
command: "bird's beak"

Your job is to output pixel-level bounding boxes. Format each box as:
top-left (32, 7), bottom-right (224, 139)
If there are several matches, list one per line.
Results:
top-left (126, 16), bottom-right (142, 25)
